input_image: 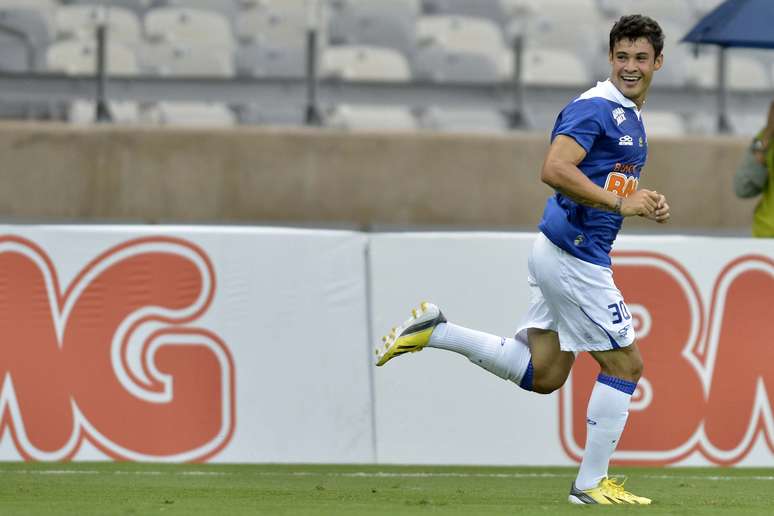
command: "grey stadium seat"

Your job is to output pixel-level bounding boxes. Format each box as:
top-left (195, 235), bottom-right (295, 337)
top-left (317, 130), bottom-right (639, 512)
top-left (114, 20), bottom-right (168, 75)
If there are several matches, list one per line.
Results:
top-left (235, 0), bottom-right (310, 48)
top-left (236, 43), bottom-right (306, 78)
top-left (421, 0), bottom-right (510, 26)
top-left (0, 6), bottom-right (55, 70)
top-left (412, 45), bottom-right (502, 83)
top-left (419, 106), bottom-right (508, 133)
top-left (327, 0), bottom-right (419, 57)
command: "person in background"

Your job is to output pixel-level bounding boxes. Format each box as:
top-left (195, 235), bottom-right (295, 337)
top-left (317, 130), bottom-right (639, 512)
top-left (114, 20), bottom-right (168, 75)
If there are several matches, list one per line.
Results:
top-left (734, 100), bottom-right (774, 237)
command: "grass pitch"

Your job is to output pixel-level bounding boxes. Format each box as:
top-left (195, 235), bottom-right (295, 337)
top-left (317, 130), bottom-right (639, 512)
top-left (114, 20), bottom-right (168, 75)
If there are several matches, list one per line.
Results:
top-left (0, 462), bottom-right (772, 515)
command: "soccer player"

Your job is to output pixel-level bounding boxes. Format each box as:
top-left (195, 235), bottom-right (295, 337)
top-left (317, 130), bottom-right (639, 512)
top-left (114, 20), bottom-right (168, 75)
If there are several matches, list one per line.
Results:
top-left (376, 15), bottom-right (670, 505)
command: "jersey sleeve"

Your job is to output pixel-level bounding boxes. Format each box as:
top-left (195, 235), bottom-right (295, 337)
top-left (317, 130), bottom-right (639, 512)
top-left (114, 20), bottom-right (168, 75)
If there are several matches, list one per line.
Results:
top-left (551, 99), bottom-right (605, 153)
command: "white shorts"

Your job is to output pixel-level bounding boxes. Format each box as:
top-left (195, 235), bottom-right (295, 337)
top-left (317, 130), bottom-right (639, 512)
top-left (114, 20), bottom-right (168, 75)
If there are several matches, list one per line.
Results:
top-left (515, 233), bottom-right (636, 352)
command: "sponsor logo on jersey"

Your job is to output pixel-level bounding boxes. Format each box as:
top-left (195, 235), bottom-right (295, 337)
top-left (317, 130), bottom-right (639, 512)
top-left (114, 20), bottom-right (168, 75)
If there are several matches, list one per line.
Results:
top-left (619, 135), bottom-right (634, 146)
top-left (639, 136), bottom-right (644, 147)
top-left (612, 107), bottom-right (626, 126)
top-left (604, 171), bottom-right (639, 198)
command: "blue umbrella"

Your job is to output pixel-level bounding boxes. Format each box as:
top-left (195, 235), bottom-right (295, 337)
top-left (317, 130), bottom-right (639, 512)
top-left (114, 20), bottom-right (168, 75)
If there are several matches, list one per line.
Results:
top-left (681, 0), bottom-right (774, 131)
top-left (683, 0), bottom-right (774, 49)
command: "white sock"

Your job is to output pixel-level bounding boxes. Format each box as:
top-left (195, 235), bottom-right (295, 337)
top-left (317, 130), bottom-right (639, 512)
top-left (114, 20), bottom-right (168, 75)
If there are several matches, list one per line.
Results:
top-left (574, 374), bottom-right (636, 491)
top-left (428, 322), bottom-right (533, 389)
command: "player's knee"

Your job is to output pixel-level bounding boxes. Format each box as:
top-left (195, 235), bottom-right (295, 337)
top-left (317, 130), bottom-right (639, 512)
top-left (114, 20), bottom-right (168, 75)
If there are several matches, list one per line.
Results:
top-left (531, 371), bottom-right (568, 394)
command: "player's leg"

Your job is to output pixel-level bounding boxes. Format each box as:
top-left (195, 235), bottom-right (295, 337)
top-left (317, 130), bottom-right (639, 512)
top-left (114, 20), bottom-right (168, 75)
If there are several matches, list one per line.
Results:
top-left (376, 302), bottom-right (536, 391)
top-left (528, 328), bottom-right (575, 394)
top-left (569, 342), bottom-right (649, 504)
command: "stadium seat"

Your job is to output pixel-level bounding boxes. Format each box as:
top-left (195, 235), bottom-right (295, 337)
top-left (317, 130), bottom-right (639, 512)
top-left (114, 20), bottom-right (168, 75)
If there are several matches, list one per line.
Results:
top-left (421, 0), bottom-right (510, 26)
top-left (511, 15), bottom-right (604, 63)
top-left (321, 45), bottom-right (411, 81)
top-left (418, 106), bottom-right (508, 133)
top-left (522, 48), bottom-right (590, 86)
top-left (138, 42), bottom-right (234, 76)
top-left (327, 0), bottom-right (419, 57)
top-left (643, 111), bottom-right (686, 136)
top-left (598, 0), bottom-right (696, 24)
top-left (144, 6), bottom-right (234, 50)
top-left (46, 39), bottom-right (139, 75)
top-left (0, 0), bottom-right (57, 10)
top-left (161, 0), bottom-right (240, 24)
top-left (68, 99), bottom-right (140, 124)
top-left (0, 33), bottom-right (34, 71)
top-left (236, 43), bottom-right (306, 78)
top-left (323, 104), bottom-right (418, 130)
top-left (0, 7), bottom-right (54, 70)
top-left (416, 15), bottom-right (512, 78)
top-left (0, 6), bottom-right (54, 45)
top-left (65, 1), bottom-right (155, 16)
top-left (412, 45), bottom-right (503, 82)
top-left (235, 0), bottom-right (311, 48)
top-left (417, 15), bottom-right (506, 56)
top-left (55, 5), bottom-right (142, 44)
top-left (509, 0), bottom-right (601, 23)
top-left (235, 103), bottom-right (307, 126)
top-left (143, 101), bottom-right (236, 126)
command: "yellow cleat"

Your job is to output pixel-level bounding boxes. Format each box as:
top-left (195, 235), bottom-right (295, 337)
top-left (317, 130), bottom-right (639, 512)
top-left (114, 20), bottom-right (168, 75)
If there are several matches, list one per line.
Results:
top-left (568, 477), bottom-right (652, 505)
top-left (375, 302), bottom-right (447, 367)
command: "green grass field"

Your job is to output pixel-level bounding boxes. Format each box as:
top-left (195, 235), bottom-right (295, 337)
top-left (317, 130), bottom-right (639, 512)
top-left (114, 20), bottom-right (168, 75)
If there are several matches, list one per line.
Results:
top-left (0, 462), bottom-right (772, 515)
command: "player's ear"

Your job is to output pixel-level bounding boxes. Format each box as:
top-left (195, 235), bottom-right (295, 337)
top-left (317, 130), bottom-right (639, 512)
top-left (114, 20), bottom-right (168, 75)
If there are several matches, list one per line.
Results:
top-left (653, 52), bottom-right (663, 71)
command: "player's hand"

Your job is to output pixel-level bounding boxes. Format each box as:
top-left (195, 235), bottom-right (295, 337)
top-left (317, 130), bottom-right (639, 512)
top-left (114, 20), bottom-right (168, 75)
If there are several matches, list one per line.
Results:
top-left (620, 189), bottom-right (660, 217)
top-left (642, 193), bottom-right (670, 223)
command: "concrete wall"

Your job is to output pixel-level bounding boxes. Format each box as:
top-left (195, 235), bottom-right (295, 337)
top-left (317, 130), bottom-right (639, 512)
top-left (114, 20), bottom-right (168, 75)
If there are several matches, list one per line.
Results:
top-left (0, 122), bottom-right (757, 231)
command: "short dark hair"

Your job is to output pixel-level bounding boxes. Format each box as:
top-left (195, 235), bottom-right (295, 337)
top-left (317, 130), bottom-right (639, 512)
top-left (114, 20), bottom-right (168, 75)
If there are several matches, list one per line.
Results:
top-left (609, 15), bottom-right (664, 60)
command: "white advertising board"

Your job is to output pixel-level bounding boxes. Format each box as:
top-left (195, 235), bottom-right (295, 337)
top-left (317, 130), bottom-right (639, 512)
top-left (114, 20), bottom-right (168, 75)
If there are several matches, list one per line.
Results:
top-left (370, 233), bottom-right (774, 467)
top-left (0, 226), bottom-right (373, 463)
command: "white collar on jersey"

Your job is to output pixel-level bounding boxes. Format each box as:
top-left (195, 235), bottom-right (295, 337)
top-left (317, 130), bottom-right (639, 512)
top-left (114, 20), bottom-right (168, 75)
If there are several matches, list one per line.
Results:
top-left (576, 79), bottom-right (641, 120)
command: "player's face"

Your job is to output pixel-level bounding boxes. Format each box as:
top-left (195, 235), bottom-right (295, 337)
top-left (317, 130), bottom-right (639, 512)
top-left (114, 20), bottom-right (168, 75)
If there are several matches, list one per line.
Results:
top-left (608, 37), bottom-right (663, 108)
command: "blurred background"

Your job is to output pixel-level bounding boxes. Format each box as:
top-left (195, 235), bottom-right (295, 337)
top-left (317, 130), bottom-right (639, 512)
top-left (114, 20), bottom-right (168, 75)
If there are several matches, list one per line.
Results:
top-left (0, 0), bottom-right (769, 232)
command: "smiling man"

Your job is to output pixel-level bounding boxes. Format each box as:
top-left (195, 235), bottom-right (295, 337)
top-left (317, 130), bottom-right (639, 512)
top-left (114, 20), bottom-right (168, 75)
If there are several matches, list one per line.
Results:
top-left (376, 15), bottom-right (669, 504)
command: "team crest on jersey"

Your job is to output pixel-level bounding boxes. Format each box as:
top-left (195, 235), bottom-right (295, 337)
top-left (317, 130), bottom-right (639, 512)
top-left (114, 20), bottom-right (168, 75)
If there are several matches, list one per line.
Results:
top-left (639, 136), bottom-right (644, 147)
top-left (618, 135), bottom-right (633, 146)
top-left (612, 107), bottom-right (626, 126)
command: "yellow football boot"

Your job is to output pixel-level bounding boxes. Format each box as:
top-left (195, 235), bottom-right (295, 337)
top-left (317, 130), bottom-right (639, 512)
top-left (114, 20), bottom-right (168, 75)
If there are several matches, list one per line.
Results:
top-left (568, 477), bottom-right (652, 505)
top-left (375, 302), bottom-right (446, 367)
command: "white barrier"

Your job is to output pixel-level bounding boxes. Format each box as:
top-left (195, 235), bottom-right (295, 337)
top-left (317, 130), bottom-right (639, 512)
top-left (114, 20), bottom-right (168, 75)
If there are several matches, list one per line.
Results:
top-left (0, 226), bottom-right (372, 463)
top-left (0, 226), bottom-right (771, 467)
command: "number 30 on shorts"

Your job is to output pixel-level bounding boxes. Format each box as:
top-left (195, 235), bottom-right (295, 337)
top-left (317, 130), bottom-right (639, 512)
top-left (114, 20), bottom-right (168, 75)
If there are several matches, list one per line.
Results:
top-left (607, 301), bottom-right (631, 324)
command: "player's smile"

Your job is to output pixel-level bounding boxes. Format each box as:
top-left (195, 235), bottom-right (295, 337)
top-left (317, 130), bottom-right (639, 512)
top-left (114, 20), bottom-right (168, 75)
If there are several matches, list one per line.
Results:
top-left (609, 37), bottom-right (662, 109)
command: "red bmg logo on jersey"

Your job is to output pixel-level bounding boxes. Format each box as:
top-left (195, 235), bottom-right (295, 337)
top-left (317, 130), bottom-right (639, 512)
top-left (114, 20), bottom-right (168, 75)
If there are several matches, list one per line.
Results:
top-left (604, 164), bottom-right (639, 198)
top-left (0, 236), bottom-right (235, 462)
top-left (559, 251), bottom-right (774, 465)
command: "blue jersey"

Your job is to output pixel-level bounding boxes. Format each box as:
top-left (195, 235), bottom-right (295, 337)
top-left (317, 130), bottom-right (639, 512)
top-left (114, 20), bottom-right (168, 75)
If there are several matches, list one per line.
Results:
top-left (538, 80), bottom-right (648, 268)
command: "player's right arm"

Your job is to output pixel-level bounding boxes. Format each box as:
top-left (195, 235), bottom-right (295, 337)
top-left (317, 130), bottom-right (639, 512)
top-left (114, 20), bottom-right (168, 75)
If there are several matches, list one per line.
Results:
top-left (540, 135), bottom-right (660, 217)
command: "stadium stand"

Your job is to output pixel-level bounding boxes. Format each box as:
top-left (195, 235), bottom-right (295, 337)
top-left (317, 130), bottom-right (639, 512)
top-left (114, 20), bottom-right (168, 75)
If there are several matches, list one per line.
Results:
top-left (138, 42), bottom-right (233, 76)
top-left (143, 100), bottom-right (236, 126)
top-left (55, 5), bottom-right (141, 44)
top-left (643, 110), bottom-right (687, 137)
top-left (47, 38), bottom-right (138, 74)
top-left (0, 0), bottom-right (765, 135)
top-left (522, 48), bottom-right (589, 86)
top-left (0, 5), bottom-right (55, 70)
top-left (236, 43), bottom-right (306, 78)
top-left (412, 45), bottom-right (502, 83)
top-left (327, 0), bottom-right (419, 57)
top-left (144, 6), bottom-right (235, 50)
top-left (235, 0), bottom-right (311, 47)
top-left (323, 104), bottom-right (418, 130)
top-left (418, 106), bottom-right (508, 133)
top-left (321, 45), bottom-right (411, 81)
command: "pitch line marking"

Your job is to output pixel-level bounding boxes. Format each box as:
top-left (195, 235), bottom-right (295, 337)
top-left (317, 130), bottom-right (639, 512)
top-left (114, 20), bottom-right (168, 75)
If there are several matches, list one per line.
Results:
top-left (1, 470), bottom-right (774, 482)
